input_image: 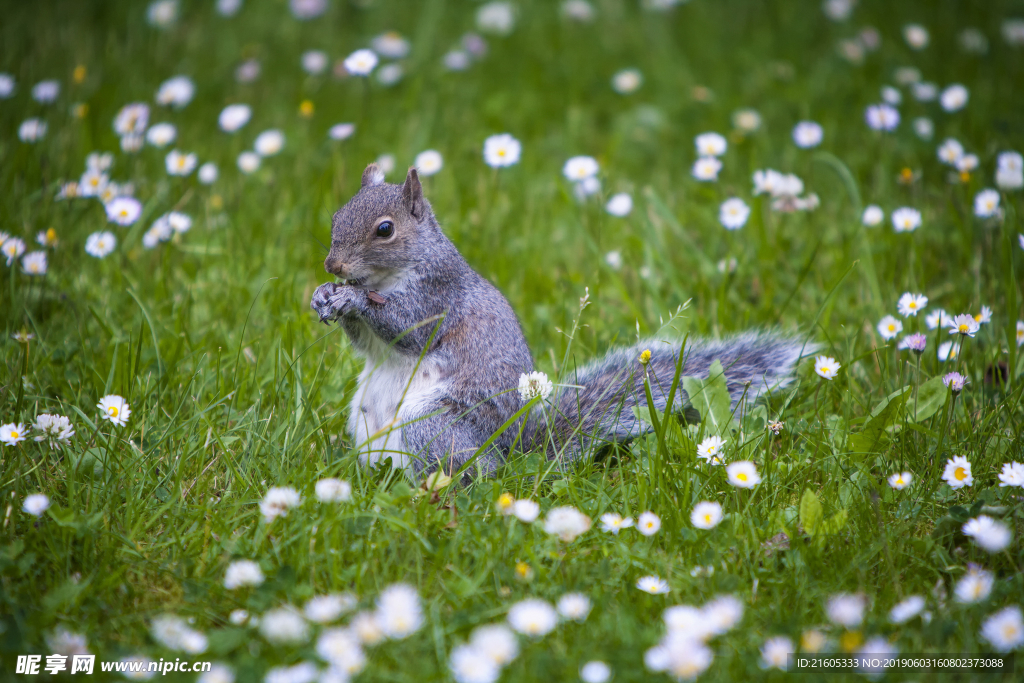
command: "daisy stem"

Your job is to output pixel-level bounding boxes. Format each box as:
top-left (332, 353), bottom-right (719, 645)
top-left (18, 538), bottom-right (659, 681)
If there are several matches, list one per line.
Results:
top-left (934, 393), bottom-right (958, 461)
top-left (913, 351), bottom-right (922, 421)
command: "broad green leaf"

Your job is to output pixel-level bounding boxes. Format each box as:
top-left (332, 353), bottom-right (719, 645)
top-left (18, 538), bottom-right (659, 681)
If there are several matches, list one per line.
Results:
top-left (847, 385), bottom-right (911, 454)
top-left (799, 489), bottom-right (823, 537)
top-left (821, 509), bottom-right (848, 535)
top-left (681, 360), bottom-right (733, 438)
top-left (907, 376), bottom-right (948, 423)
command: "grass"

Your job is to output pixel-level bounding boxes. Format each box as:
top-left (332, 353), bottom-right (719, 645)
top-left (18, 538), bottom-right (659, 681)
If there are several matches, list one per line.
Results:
top-left (2, 0), bottom-right (1023, 680)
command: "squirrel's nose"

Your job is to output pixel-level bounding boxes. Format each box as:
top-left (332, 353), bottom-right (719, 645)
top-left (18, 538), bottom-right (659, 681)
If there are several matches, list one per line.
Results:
top-left (324, 256), bottom-right (346, 276)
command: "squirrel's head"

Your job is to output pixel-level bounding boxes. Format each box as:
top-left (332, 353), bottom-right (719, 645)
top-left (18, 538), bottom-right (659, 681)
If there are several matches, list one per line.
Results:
top-left (324, 164), bottom-right (435, 289)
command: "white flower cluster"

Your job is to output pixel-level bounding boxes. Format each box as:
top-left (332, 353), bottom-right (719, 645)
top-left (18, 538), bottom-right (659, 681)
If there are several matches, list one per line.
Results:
top-left (752, 169), bottom-right (819, 212)
top-left (644, 595), bottom-right (745, 679)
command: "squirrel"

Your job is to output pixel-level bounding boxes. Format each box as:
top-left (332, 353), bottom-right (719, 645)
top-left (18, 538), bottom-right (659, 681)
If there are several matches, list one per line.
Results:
top-left (311, 163), bottom-right (813, 479)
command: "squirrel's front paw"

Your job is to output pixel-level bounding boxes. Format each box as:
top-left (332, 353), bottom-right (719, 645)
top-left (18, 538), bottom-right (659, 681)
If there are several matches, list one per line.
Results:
top-left (311, 282), bottom-right (355, 323)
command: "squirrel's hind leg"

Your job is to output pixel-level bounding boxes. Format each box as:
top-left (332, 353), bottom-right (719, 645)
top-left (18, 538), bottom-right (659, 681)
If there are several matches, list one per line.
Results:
top-left (402, 412), bottom-right (503, 483)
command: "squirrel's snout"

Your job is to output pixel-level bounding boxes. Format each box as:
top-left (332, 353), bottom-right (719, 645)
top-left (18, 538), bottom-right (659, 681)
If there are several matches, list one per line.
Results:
top-left (324, 255), bottom-right (347, 277)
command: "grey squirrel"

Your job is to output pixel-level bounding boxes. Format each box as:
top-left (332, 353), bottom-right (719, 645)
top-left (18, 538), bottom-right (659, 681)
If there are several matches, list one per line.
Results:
top-left (311, 164), bottom-right (812, 479)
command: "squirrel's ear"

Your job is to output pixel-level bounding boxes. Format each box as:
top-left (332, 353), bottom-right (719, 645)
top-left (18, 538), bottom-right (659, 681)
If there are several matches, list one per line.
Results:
top-left (361, 163), bottom-right (385, 188)
top-left (402, 167), bottom-right (425, 219)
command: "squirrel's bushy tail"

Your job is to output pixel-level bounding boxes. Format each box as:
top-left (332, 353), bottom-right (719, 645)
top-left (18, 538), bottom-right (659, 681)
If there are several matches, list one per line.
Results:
top-left (532, 332), bottom-right (814, 463)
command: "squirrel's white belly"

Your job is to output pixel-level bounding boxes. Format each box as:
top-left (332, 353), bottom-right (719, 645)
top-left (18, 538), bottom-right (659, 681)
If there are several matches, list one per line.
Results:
top-left (348, 353), bottom-right (446, 469)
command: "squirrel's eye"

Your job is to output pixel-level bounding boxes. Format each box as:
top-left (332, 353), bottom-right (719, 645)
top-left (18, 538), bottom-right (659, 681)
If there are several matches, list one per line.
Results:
top-left (376, 221), bottom-right (394, 238)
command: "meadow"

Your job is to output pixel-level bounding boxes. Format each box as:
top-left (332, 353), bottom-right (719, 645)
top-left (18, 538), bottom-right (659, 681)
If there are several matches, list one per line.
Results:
top-left (2, 0), bottom-right (1024, 680)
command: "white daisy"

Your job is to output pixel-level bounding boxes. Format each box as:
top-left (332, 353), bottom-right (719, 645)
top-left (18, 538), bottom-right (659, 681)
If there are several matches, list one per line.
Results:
top-left (146, 122), bottom-right (177, 147)
top-left (375, 583), bottom-right (423, 639)
top-left (877, 315), bottom-right (903, 340)
top-left (315, 478), bottom-right (352, 502)
top-left (862, 205), bottom-right (884, 226)
top-left (903, 24), bottom-right (929, 49)
top-left (511, 498), bottom-right (539, 523)
top-left (962, 515), bottom-right (1012, 552)
top-left (542, 506), bottom-right (591, 542)
top-left (605, 193), bottom-right (633, 217)
top-left (198, 162), bottom-right (218, 184)
top-left (556, 593), bottom-right (591, 621)
top-left (507, 598), bottom-right (557, 637)
top-left (814, 355), bottom-right (840, 380)
top-left (223, 560), bottom-right (264, 589)
top-left (0, 423), bottom-right (28, 447)
top-left (301, 50), bottom-right (328, 75)
top-left (599, 512), bottom-right (634, 534)
top-left (254, 130), bottom-right (285, 156)
top-left (719, 198), bottom-right (750, 229)
top-left (637, 511), bottom-right (661, 536)
top-left (696, 436), bottom-right (726, 463)
top-left (726, 460), bottom-right (761, 488)
top-left (105, 197), bottom-right (142, 226)
top-left (260, 486), bottom-right (301, 522)
top-left (694, 132), bottom-right (727, 157)
top-left (940, 84), bottom-right (969, 112)
top-left (165, 150), bottom-right (197, 176)
top-left (329, 123), bottom-right (356, 141)
top-left (954, 566), bottom-right (993, 603)
top-left (980, 606), bottom-right (1024, 652)
top-left (237, 152), bottom-right (261, 174)
top-left (18, 119), bottom-right (47, 142)
top-left (483, 133), bottom-right (521, 167)
top-left (97, 394), bottom-right (131, 426)
top-left (415, 150), bottom-right (443, 176)
top-left (611, 69), bottom-right (642, 94)
top-left (469, 623), bottom-right (518, 667)
top-left (563, 156), bottom-right (599, 181)
top-left (997, 461), bottom-right (1024, 487)
top-left (792, 121), bottom-right (823, 148)
top-left (690, 501), bottom-right (723, 529)
top-left (114, 103), bottom-right (150, 136)
top-left (219, 104), bottom-right (252, 132)
top-left (155, 76), bottom-right (195, 108)
top-left (826, 593), bottom-right (864, 627)
top-left (636, 575), bottom-right (670, 595)
top-left (759, 636), bottom-right (793, 670)
top-left (21, 251), bottom-right (47, 275)
top-left (23, 493), bottom-right (51, 517)
top-left (974, 189), bottom-right (1001, 218)
top-left (942, 455), bottom-right (973, 489)
top-left (691, 156), bottom-right (722, 181)
top-left (889, 595), bottom-right (925, 624)
top-left (32, 79), bottom-right (60, 103)
top-left (891, 207), bottom-right (922, 232)
top-left (897, 293), bottom-right (928, 317)
top-left (888, 471), bottom-right (912, 490)
top-left (85, 231), bottom-right (117, 258)
top-left (344, 49), bottom-right (378, 76)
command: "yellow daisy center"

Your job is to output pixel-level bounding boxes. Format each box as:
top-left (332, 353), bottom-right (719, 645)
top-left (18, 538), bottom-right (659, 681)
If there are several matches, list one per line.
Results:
top-left (887, 325), bottom-right (895, 332)
top-left (954, 466), bottom-right (967, 480)
top-left (10, 431), bottom-right (18, 438)
top-left (108, 406), bottom-right (119, 417)
top-left (959, 324), bottom-right (969, 333)
top-left (497, 149), bottom-right (506, 156)
top-left (737, 472), bottom-right (748, 482)
top-left (704, 514), bottom-right (712, 524)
